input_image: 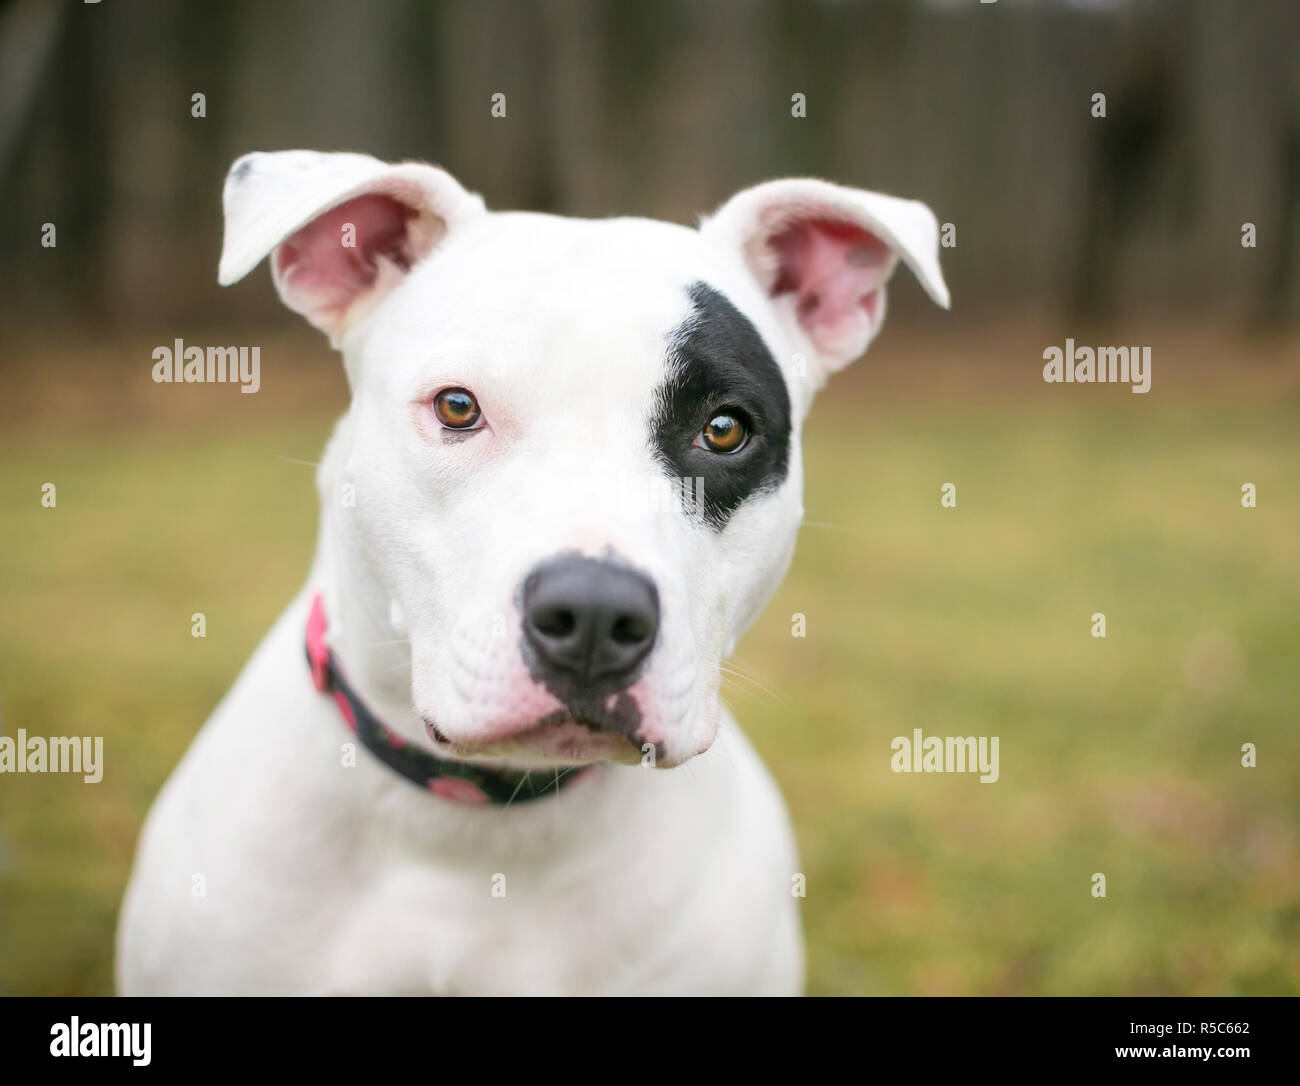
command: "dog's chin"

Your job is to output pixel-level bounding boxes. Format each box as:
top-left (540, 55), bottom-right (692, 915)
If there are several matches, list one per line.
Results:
top-left (424, 716), bottom-right (646, 767)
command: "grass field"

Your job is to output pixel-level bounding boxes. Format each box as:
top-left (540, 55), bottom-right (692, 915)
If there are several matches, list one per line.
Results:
top-left (2, 321), bottom-right (1298, 995)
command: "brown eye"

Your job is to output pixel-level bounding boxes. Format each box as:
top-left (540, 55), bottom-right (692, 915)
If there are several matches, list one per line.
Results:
top-left (433, 387), bottom-right (481, 429)
top-left (699, 411), bottom-right (749, 454)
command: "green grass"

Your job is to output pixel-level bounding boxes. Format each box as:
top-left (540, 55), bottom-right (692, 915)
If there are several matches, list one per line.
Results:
top-left (2, 352), bottom-right (1298, 995)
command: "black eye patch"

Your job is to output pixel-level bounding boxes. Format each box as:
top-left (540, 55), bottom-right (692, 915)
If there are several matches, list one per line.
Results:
top-left (650, 281), bottom-right (792, 530)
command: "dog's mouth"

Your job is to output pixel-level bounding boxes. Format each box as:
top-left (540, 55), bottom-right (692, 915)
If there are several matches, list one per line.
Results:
top-left (422, 680), bottom-right (657, 766)
top-left (424, 714), bottom-right (646, 766)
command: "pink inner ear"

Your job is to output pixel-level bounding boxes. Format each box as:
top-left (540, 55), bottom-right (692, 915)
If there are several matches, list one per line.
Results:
top-left (769, 218), bottom-right (895, 355)
top-left (273, 194), bottom-right (418, 326)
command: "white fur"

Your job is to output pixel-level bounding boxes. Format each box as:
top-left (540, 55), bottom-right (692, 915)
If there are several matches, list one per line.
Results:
top-left (116, 152), bottom-right (947, 995)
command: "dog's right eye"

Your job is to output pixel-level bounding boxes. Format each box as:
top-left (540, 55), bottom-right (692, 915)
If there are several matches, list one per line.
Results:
top-left (432, 387), bottom-right (482, 429)
top-left (693, 409), bottom-right (751, 454)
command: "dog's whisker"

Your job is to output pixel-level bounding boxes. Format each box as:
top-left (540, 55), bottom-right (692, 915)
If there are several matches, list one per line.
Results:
top-left (719, 665), bottom-right (786, 706)
top-left (503, 769), bottom-right (532, 809)
top-left (725, 655), bottom-right (790, 704)
top-left (719, 675), bottom-right (761, 702)
top-left (719, 663), bottom-right (768, 689)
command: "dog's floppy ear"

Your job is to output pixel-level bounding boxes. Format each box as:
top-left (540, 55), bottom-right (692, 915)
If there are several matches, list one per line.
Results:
top-left (218, 150), bottom-right (485, 342)
top-left (700, 179), bottom-right (949, 386)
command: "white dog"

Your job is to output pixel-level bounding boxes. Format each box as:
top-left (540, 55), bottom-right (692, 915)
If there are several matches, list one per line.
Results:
top-left (116, 151), bottom-right (948, 995)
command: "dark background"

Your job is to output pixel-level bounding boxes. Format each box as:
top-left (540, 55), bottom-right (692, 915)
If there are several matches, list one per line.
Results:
top-left (2, 0), bottom-right (1298, 332)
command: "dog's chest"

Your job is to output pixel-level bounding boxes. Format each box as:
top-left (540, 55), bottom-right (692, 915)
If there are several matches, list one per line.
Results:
top-left (316, 845), bottom-right (702, 995)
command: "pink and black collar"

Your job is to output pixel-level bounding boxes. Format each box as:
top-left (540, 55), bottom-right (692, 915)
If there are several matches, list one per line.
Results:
top-left (305, 593), bottom-right (586, 805)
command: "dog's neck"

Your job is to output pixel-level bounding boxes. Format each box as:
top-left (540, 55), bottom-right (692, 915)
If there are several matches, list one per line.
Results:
top-left (307, 542), bottom-right (429, 752)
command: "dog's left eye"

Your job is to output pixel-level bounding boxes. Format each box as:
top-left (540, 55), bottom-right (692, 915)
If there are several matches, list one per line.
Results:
top-left (432, 387), bottom-right (483, 430)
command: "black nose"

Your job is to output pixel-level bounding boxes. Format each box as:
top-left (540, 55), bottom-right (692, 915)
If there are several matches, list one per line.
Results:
top-left (521, 556), bottom-right (659, 687)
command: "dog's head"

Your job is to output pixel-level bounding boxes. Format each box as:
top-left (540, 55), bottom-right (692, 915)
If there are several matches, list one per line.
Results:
top-left (220, 151), bottom-right (948, 769)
